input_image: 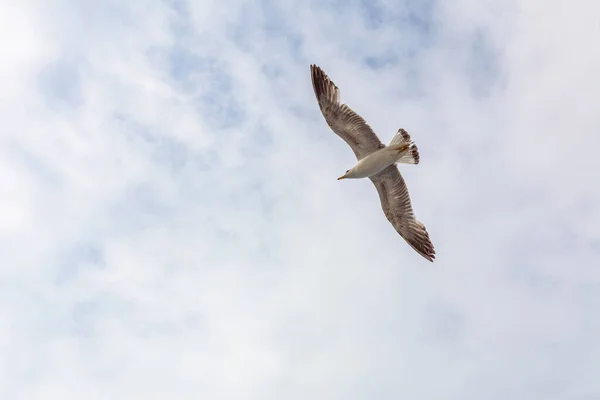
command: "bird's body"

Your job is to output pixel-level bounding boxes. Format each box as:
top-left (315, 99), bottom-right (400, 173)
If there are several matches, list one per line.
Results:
top-left (339, 134), bottom-right (414, 179)
top-left (310, 64), bottom-right (435, 262)
top-left (342, 147), bottom-right (404, 179)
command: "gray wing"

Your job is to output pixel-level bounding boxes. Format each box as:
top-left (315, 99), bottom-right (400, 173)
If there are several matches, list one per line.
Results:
top-left (370, 165), bottom-right (436, 262)
top-left (310, 64), bottom-right (384, 160)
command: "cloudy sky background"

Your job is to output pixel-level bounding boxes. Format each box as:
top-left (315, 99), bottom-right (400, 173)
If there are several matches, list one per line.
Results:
top-left (1, 0), bottom-right (599, 398)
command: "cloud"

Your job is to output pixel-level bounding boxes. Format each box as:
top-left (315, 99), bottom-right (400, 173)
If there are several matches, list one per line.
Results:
top-left (1, 0), bottom-right (599, 398)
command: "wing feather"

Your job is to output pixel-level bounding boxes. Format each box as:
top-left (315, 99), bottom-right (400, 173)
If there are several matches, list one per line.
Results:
top-left (310, 64), bottom-right (384, 160)
top-left (370, 165), bottom-right (436, 262)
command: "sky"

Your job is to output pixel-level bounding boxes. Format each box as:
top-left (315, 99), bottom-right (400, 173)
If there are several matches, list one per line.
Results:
top-left (1, 0), bottom-right (599, 398)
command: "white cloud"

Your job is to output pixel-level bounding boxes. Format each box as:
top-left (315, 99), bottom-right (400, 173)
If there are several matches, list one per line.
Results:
top-left (1, 0), bottom-right (599, 398)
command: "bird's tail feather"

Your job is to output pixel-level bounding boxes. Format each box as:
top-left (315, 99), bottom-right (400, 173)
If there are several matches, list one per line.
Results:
top-left (388, 128), bottom-right (420, 165)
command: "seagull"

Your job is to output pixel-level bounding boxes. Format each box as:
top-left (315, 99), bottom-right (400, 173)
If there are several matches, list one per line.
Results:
top-left (310, 64), bottom-right (435, 262)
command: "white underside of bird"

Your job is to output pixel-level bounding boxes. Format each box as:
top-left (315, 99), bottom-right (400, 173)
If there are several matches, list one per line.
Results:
top-left (338, 131), bottom-right (415, 180)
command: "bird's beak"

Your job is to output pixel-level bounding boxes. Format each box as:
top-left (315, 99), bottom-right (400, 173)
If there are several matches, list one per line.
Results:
top-left (337, 175), bottom-right (345, 180)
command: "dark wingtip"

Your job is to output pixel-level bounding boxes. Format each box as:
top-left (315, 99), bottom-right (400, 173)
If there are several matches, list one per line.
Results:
top-left (420, 245), bottom-right (435, 262)
top-left (310, 64), bottom-right (334, 104)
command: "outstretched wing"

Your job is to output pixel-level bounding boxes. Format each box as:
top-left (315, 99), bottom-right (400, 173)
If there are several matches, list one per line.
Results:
top-left (310, 64), bottom-right (384, 160)
top-left (370, 165), bottom-right (436, 262)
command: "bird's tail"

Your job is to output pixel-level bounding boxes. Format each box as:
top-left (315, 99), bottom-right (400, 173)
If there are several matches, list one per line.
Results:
top-left (388, 128), bottom-right (420, 165)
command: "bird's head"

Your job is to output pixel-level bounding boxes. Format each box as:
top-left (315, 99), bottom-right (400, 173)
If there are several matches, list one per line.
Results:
top-left (337, 169), bottom-right (351, 180)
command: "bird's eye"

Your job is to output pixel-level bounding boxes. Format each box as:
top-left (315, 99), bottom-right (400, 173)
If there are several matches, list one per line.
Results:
top-left (346, 170), bottom-right (349, 173)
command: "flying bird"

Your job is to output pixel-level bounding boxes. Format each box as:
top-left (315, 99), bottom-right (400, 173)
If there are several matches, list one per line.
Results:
top-left (310, 64), bottom-right (435, 262)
